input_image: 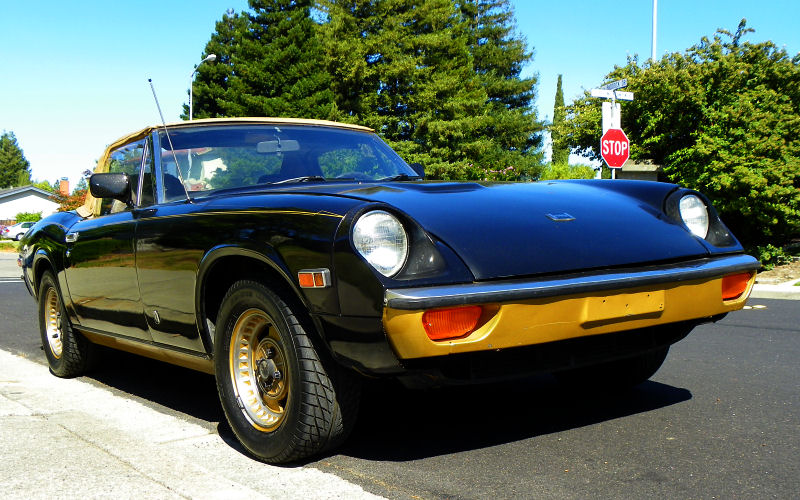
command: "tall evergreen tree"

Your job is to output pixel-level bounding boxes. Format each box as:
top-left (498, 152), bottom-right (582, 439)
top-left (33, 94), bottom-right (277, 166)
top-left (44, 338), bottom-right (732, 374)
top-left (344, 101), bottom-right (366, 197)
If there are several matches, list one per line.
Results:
top-left (0, 131), bottom-right (32, 189)
top-left (194, 0), bottom-right (545, 180)
top-left (319, 0), bottom-right (487, 178)
top-left (185, 9), bottom-right (251, 119)
top-left (455, 0), bottom-right (544, 178)
top-left (317, 0), bottom-right (382, 124)
top-left (319, 0), bottom-right (543, 179)
top-left (551, 74), bottom-right (569, 165)
top-left (189, 0), bottom-right (335, 120)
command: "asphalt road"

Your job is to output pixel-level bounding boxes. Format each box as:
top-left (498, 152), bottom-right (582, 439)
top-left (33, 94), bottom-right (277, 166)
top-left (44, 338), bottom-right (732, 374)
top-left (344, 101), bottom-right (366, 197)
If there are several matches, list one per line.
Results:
top-left (1, 270), bottom-right (797, 499)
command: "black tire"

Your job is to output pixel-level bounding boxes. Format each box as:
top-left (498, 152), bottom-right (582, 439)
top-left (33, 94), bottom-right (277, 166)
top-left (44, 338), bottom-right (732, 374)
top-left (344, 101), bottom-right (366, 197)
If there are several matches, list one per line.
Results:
top-left (14, 233), bottom-right (22, 241)
top-left (38, 271), bottom-right (96, 378)
top-left (555, 346), bottom-right (670, 392)
top-left (214, 280), bottom-right (360, 464)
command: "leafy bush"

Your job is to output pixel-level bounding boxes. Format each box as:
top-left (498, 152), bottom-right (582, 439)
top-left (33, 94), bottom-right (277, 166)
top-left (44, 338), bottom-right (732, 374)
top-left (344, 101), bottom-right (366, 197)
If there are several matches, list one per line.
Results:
top-left (558, 20), bottom-right (800, 249)
top-left (753, 243), bottom-right (800, 270)
top-left (15, 212), bottom-right (42, 223)
top-left (539, 163), bottom-right (596, 180)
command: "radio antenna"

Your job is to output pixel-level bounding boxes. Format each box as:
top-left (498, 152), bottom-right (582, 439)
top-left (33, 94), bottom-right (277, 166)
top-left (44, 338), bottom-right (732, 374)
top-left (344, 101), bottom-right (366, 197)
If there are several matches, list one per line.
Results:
top-left (148, 78), bottom-right (191, 203)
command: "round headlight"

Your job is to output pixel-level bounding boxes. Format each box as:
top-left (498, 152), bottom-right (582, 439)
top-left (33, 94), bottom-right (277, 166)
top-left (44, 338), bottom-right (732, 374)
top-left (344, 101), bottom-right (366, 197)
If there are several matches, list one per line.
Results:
top-left (353, 210), bottom-right (408, 277)
top-left (679, 194), bottom-right (709, 238)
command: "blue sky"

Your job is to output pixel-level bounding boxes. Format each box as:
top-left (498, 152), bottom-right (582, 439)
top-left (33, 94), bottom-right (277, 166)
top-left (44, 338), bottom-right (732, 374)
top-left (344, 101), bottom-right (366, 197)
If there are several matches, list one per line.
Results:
top-left (2, 1), bottom-right (798, 188)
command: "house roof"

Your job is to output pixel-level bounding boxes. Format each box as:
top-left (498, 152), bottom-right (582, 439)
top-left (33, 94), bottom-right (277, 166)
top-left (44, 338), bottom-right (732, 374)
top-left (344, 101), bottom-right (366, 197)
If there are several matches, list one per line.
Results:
top-left (0, 185), bottom-right (55, 201)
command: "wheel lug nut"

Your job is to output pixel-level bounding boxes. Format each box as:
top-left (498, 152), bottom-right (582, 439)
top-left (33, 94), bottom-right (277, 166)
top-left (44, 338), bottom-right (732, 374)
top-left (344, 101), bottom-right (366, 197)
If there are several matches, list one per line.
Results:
top-left (273, 371), bottom-right (282, 381)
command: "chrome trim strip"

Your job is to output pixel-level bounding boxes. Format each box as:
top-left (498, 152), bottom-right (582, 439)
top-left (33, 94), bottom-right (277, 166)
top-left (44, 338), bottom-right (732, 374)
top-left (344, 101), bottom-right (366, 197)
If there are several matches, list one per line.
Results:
top-left (384, 254), bottom-right (759, 310)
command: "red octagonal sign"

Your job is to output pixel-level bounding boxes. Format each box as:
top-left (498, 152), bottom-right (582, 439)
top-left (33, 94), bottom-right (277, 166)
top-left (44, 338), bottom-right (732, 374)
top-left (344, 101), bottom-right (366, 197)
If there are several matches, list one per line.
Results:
top-left (600, 128), bottom-right (629, 168)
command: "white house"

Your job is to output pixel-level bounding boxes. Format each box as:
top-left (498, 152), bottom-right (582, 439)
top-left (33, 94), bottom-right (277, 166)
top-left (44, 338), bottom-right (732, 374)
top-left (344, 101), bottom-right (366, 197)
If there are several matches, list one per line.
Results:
top-left (0, 186), bottom-right (61, 221)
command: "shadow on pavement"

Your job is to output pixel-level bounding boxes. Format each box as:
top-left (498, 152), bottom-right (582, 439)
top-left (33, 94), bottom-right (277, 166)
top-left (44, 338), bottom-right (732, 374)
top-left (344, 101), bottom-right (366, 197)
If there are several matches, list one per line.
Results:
top-left (82, 349), bottom-right (691, 463)
top-left (88, 348), bottom-right (224, 425)
top-left (340, 375), bottom-right (692, 461)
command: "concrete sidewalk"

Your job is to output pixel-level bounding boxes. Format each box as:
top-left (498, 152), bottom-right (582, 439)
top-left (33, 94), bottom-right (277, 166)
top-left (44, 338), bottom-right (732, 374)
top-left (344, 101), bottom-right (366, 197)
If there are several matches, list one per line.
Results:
top-left (0, 349), bottom-right (382, 500)
top-left (0, 251), bottom-right (21, 280)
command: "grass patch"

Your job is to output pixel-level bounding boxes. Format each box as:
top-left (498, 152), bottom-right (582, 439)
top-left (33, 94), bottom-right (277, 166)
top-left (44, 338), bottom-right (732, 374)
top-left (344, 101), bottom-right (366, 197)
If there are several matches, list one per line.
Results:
top-left (0, 240), bottom-right (19, 252)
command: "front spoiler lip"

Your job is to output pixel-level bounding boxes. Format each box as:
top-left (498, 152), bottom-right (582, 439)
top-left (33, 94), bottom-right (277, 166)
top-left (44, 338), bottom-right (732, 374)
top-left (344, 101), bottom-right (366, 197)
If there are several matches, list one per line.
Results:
top-left (384, 254), bottom-right (760, 310)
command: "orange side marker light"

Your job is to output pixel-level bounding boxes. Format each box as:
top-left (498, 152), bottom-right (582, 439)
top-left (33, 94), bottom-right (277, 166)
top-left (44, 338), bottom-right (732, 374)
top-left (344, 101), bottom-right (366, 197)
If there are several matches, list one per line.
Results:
top-left (721, 272), bottom-right (753, 301)
top-left (298, 269), bottom-right (330, 288)
top-left (422, 305), bottom-right (483, 341)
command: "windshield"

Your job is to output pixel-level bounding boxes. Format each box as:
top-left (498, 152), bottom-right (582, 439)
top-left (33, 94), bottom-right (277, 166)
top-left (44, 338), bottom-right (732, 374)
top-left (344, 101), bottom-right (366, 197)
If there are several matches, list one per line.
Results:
top-left (158, 125), bottom-right (416, 197)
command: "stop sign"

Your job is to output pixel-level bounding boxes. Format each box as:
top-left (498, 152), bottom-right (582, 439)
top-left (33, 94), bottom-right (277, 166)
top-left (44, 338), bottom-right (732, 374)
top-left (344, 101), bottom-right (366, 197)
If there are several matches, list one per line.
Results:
top-left (600, 128), bottom-right (629, 168)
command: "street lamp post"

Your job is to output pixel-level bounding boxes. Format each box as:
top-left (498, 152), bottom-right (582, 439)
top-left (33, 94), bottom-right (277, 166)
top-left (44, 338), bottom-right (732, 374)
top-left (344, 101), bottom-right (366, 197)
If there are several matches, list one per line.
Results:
top-left (651, 0), bottom-right (658, 61)
top-left (189, 54), bottom-right (217, 120)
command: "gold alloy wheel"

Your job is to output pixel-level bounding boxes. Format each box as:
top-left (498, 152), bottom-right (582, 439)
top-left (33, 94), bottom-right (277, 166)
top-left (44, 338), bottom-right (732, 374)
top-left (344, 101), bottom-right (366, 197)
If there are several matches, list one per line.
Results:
top-left (44, 288), bottom-right (63, 359)
top-left (229, 308), bottom-right (290, 431)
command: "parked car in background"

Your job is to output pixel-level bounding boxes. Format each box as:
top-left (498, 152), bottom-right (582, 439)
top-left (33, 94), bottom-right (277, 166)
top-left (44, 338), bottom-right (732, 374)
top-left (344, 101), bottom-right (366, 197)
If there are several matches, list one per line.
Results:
top-left (2, 221), bottom-right (35, 240)
top-left (19, 117), bottom-right (759, 463)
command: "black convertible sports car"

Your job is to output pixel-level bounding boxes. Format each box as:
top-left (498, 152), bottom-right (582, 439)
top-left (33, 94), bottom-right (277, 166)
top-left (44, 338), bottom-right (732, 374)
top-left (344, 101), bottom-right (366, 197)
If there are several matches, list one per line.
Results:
top-left (20, 118), bottom-right (759, 463)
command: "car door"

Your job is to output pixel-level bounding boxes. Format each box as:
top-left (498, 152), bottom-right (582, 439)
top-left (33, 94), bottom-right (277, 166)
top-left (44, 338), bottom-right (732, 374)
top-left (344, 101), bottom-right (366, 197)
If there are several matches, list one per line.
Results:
top-left (63, 138), bottom-right (152, 341)
top-left (134, 130), bottom-right (208, 353)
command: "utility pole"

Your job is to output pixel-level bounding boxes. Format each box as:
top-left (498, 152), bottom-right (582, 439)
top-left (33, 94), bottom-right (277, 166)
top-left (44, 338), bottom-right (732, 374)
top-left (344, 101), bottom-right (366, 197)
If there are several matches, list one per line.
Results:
top-left (652, 0), bottom-right (658, 61)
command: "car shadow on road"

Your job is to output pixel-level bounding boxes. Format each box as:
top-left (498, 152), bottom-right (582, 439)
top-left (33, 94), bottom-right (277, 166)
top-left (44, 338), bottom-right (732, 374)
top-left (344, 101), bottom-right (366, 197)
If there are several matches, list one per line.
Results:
top-left (88, 348), bottom-right (224, 426)
top-left (339, 375), bottom-right (692, 462)
top-left (84, 349), bottom-right (691, 464)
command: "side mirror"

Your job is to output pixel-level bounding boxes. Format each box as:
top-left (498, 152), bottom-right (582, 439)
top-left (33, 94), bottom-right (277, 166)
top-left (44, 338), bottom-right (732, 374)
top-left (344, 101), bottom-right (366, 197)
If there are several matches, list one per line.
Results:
top-left (90, 173), bottom-right (132, 205)
top-left (409, 162), bottom-right (426, 179)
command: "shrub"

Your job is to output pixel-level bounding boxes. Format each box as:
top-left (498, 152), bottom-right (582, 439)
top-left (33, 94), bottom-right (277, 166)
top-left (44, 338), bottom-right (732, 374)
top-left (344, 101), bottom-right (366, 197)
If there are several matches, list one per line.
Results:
top-left (15, 212), bottom-right (42, 223)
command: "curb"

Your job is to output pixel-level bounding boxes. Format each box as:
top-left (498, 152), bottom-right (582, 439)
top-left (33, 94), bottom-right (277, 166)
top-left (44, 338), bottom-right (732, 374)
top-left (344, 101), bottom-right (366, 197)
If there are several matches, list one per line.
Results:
top-left (750, 278), bottom-right (800, 300)
top-left (0, 349), bottom-right (383, 499)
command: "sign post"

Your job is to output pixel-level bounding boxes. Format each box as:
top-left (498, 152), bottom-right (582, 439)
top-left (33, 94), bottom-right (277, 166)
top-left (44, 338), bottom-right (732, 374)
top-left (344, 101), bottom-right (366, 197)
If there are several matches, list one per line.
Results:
top-left (590, 79), bottom-right (634, 178)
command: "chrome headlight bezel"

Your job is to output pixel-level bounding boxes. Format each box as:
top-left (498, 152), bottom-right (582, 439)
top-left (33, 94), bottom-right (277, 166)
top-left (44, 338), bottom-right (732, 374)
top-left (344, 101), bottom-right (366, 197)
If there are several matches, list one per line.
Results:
top-left (352, 210), bottom-right (409, 277)
top-left (664, 189), bottom-right (739, 248)
top-left (678, 193), bottom-right (710, 239)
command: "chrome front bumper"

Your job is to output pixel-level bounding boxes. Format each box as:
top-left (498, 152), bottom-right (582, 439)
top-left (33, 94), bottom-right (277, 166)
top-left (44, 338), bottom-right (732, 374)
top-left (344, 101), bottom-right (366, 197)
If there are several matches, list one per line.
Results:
top-left (384, 254), bottom-right (759, 310)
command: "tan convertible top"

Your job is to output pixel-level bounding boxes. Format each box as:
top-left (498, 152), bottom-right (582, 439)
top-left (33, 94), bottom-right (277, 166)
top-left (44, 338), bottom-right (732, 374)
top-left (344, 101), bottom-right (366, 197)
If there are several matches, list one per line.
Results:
top-left (77, 117), bottom-right (374, 217)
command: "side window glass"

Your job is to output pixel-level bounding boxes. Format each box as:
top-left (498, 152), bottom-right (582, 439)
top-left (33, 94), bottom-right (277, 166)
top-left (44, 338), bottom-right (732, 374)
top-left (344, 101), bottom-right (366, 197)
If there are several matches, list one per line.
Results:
top-left (99, 140), bottom-right (145, 216)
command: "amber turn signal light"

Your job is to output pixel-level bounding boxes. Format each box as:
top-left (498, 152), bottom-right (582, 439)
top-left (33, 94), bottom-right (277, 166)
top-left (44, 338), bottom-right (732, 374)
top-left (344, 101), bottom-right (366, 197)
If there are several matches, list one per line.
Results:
top-left (298, 269), bottom-right (330, 288)
top-left (422, 305), bottom-right (483, 341)
top-left (721, 272), bottom-right (753, 301)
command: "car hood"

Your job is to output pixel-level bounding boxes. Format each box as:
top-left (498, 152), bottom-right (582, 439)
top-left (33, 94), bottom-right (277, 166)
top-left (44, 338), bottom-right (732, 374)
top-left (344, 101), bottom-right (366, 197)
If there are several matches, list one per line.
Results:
top-left (270, 180), bottom-right (711, 280)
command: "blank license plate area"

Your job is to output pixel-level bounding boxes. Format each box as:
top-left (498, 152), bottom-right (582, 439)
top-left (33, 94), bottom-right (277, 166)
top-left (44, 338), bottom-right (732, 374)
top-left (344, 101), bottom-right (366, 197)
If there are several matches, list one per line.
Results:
top-left (583, 290), bottom-right (665, 323)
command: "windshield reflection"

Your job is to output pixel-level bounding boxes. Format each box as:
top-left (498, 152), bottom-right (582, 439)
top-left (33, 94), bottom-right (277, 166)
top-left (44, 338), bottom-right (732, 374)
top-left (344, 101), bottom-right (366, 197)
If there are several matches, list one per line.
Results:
top-left (158, 125), bottom-right (416, 198)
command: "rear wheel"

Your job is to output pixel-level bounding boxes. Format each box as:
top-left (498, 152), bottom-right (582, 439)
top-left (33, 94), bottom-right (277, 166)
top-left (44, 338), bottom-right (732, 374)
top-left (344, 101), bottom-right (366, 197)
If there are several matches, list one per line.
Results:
top-left (214, 280), bottom-right (360, 463)
top-left (38, 271), bottom-right (95, 377)
top-left (556, 346), bottom-right (669, 392)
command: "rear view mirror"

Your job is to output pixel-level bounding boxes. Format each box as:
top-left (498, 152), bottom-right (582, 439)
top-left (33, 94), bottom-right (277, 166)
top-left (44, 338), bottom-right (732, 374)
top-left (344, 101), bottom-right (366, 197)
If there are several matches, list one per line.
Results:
top-left (257, 140), bottom-right (300, 153)
top-left (90, 173), bottom-right (132, 204)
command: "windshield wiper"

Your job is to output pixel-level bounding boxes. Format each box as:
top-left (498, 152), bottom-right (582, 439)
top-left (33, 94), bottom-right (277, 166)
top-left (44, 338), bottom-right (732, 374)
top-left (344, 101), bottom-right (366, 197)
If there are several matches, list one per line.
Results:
top-left (271, 176), bottom-right (326, 184)
top-left (378, 173), bottom-right (422, 182)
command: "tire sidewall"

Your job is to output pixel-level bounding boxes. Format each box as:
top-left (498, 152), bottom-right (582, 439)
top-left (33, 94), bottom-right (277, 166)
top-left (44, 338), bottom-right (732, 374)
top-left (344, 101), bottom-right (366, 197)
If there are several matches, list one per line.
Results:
top-left (38, 272), bottom-right (69, 376)
top-left (214, 282), bottom-right (303, 461)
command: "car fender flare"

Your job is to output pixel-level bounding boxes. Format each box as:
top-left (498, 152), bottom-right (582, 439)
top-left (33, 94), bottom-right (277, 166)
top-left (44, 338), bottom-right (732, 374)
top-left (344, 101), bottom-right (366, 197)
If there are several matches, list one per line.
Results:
top-left (195, 244), bottom-right (313, 351)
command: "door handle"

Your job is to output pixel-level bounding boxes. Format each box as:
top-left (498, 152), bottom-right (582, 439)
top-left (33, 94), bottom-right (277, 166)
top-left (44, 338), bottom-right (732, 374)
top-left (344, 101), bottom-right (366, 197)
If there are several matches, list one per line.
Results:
top-left (65, 232), bottom-right (79, 243)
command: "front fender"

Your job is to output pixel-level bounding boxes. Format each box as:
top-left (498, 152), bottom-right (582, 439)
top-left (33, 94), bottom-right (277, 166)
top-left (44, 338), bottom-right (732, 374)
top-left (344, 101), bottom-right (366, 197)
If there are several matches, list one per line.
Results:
top-left (20, 211), bottom-right (83, 303)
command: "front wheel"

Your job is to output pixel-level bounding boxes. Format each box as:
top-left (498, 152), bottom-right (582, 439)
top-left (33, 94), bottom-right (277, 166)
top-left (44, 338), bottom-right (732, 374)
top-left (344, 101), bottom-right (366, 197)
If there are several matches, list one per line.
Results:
top-left (38, 271), bottom-right (95, 377)
top-left (214, 280), bottom-right (360, 463)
